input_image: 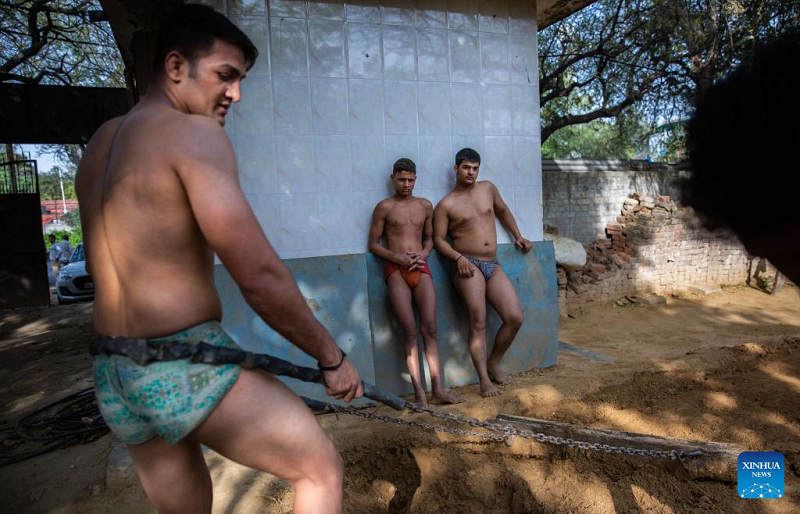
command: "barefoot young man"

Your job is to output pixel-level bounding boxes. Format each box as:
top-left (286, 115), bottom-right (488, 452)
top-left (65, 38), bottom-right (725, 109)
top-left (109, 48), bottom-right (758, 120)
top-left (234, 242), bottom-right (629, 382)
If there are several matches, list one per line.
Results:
top-left (433, 148), bottom-right (532, 397)
top-left (368, 159), bottom-right (463, 405)
top-left (76, 6), bottom-right (361, 513)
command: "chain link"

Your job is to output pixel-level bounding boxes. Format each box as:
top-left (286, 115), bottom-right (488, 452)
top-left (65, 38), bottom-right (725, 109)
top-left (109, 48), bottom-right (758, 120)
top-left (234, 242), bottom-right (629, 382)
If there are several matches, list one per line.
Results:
top-left (326, 402), bottom-right (702, 461)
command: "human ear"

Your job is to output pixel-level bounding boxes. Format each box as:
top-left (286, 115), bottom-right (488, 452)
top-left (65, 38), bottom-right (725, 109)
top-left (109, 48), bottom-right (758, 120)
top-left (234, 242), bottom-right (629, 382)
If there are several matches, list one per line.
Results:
top-left (164, 51), bottom-right (187, 83)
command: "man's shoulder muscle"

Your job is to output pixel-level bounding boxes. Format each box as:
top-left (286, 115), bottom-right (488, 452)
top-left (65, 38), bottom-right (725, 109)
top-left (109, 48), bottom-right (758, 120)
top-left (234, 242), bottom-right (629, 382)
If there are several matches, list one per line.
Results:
top-left (76, 116), bottom-right (125, 189)
top-left (374, 197), bottom-right (394, 215)
top-left (168, 111), bottom-right (230, 152)
top-left (436, 192), bottom-right (456, 210)
top-left (417, 198), bottom-right (434, 218)
top-left (477, 180), bottom-right (496, 193)
top-left (125, 108), bottom-right (232, 174)
top-left (169, 114), bottom-right (236, 182)
top-left (475, 181), bottom-right (498, 203)
top-left (82, 116), bottom-right (125, 161)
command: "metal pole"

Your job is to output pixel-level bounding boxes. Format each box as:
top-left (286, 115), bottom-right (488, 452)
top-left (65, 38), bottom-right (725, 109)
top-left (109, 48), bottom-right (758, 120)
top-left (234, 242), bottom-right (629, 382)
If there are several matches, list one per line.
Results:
top-left (58, 166), bottom-right (67, 214)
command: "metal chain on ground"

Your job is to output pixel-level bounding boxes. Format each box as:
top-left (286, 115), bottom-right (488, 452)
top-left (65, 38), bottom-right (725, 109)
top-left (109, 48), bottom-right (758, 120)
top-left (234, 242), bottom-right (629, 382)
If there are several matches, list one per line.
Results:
top-left (327, 402), bottom-right (703, 462)
top-left (328, 403), bottom-right (511, 444)
top-left (85, 338), bottom-right (703, 461)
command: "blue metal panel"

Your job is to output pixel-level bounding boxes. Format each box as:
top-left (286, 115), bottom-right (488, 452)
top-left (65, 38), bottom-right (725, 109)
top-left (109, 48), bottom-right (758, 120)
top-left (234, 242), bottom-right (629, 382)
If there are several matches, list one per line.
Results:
top-left (214, 241), bottom-right (558, 402)
top-left (214, 254), bottom-right (375, 406)
top-left (365, 254), bottom-right (428, 395)
top-left (367, 242), bottom-right (559, 390)
top-left (494, 242), bottom-right (560, 373)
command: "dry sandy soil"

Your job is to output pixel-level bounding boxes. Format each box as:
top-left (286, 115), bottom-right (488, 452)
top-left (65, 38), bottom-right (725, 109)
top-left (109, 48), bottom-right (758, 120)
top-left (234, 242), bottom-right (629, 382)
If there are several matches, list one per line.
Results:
top-left (1, 285), bottom-right (799, 513)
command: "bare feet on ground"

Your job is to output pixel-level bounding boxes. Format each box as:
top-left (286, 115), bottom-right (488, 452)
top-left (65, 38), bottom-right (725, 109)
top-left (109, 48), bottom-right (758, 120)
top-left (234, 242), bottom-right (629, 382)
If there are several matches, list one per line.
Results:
top-left (430, 389), bottom-right (465, 405)
top-left (479, 379), bottom-right (500, 397)
top-left (486, 363), bottom-right (510, 385)
top-left (414, 390), bottom-right (428, 405)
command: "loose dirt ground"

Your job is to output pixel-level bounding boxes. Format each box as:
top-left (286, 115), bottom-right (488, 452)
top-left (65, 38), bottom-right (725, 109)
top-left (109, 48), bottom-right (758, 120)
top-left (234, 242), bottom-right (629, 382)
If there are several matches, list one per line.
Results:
top-left (1, 285), bottom-right (799, 513)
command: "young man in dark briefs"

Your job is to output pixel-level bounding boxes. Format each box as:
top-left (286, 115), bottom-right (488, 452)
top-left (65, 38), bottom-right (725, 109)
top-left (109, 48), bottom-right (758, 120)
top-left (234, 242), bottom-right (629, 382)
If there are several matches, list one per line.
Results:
top-left (433, 148), bottom-right (532, 397)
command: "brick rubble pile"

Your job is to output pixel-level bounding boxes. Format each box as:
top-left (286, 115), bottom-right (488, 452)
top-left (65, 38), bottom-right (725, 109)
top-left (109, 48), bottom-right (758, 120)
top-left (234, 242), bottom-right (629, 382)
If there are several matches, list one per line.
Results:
top-left (555, 192), bottom-right (752, 308)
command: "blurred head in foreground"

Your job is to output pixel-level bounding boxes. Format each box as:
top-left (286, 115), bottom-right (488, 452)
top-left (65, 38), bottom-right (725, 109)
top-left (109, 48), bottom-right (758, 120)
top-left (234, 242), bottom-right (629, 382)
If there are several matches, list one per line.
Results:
top-left (683, 31), bottom-right (800, 285)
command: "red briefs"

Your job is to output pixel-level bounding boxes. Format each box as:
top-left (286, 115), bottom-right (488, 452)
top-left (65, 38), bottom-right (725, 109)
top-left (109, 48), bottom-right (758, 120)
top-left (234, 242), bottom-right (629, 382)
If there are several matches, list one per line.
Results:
top-left (384, 260), bottom-right (432, 289)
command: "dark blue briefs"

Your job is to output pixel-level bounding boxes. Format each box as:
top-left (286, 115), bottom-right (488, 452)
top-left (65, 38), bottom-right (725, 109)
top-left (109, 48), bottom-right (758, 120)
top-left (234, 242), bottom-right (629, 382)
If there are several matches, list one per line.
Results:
top-left (462, 255), bottom-right (499, 281)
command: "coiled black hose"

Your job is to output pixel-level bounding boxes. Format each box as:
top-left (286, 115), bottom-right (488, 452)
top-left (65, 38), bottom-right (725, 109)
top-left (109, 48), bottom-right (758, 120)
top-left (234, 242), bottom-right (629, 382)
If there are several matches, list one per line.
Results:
top-left (0, 387), bottom-right (108, 467)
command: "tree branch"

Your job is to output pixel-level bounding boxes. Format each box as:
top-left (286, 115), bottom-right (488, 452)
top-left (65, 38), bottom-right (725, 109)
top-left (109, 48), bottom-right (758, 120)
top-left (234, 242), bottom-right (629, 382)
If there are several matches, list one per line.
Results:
top-left (542, 71), bottom-right (658, 144)
top-left (1, 0), bottom-right (51, 76)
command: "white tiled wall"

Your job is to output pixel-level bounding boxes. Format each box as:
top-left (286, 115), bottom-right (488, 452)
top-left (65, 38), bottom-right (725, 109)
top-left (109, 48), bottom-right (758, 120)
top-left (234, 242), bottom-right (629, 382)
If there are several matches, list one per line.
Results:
top-left (215, 0), bottom-right (543, 258)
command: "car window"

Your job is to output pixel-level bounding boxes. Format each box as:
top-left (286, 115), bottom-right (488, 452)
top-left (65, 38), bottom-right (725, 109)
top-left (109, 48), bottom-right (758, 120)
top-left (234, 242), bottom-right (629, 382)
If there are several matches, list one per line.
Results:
top-left (70, 244), bottom-right (84, 263)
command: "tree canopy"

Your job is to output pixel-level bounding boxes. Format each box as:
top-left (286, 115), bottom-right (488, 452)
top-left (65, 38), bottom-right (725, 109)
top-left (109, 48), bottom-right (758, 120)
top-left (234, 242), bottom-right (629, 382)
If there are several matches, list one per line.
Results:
top-left (539, 0), bottom-right (799, 160)
top-left (0, 0), bottom-right (124, 86)
top-left (39, 164), bottom-right (76, 201)
top-left (3, 0), bottom-right (797, 162)
top-left (35, 142), bottom-right (82, 204)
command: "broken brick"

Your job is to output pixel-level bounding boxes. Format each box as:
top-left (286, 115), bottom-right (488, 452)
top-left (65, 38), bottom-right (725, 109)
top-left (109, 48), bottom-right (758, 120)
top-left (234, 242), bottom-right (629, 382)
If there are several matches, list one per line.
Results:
top-left (589, 263), bottom-right (606, 274)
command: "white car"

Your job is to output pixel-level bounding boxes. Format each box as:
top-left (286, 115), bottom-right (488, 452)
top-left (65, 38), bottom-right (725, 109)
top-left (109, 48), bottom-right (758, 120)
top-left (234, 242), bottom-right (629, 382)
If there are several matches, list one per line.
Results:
top-left (56, 243), bottom-right (95, 303)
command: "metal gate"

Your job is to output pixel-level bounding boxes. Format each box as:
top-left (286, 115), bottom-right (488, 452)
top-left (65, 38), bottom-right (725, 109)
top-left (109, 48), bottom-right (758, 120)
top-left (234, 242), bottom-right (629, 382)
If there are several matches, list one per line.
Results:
top-left (1, 159), bottom-right (50, 308)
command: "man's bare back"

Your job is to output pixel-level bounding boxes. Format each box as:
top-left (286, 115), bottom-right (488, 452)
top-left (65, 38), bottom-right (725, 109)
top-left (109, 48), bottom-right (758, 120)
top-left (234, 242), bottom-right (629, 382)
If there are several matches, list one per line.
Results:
top-left (77, 108), bottom-right (225, 338)
top-left (77, 11), bottom-right (361, 512)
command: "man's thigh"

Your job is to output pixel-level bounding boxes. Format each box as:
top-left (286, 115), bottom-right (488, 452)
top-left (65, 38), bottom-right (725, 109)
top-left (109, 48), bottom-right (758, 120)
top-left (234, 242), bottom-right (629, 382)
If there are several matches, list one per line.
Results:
top-left (412, 273), bottom-right (436, 325)
top-left (386, 271), bottom-right (416, 325)
top-left (188, 368), bottom-right (337, 484)
top-left (485, 267), bottom-right (523, 320)
top-left (127, 437), bottom-right (212, 513)
top-left (453, 271), bottom-right (487, 321)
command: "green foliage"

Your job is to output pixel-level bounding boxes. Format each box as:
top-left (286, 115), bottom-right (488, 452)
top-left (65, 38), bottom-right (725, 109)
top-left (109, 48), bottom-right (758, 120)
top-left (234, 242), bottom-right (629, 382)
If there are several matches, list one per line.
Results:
top-left (33, 144), bottom-right (83, 201)
top-left (44, 228), bottom-right (82, 251)
top-left (38, 165), bottom-right (76, 201)
top-left (62, 206), bottom-right (81, 228)
top-left (538, 0), bottom-right (799, 160)
top-left (542, 114), bottom-right (650, 160)
top-left (1, 146), bottom-right (38, 192)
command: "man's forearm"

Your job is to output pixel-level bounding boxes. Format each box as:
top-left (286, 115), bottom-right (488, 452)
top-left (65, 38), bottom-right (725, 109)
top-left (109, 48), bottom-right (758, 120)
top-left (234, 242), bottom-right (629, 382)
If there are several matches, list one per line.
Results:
top-left (241, 267), bottom-right (341, 365)
top-left (422, 236), bottom-right (434, 256)
top-left (368, 241), bottom-right (399, 263)
top-left (433, 237), bottom-right (461, 261)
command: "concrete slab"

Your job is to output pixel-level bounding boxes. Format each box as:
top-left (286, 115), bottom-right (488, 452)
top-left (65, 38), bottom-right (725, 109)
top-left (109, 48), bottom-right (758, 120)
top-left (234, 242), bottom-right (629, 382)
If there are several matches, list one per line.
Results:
top-left (688, 285), bottom-right (723, 296)
top-left (641, 295), bottom-right (667, 306)
top-left (558, 341), bottom-right (613, 363)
